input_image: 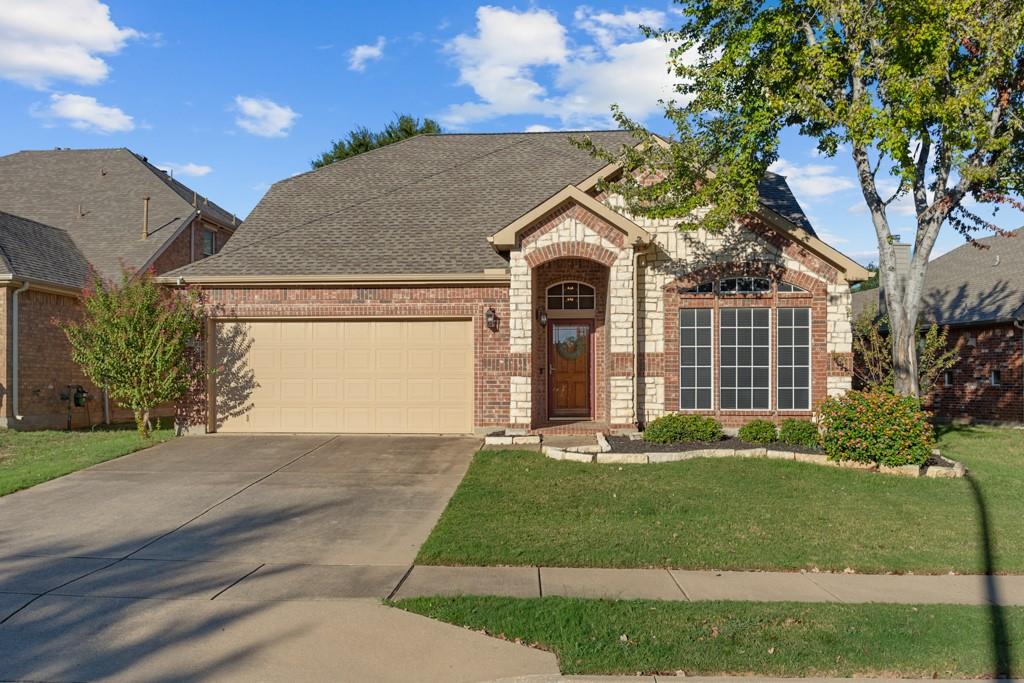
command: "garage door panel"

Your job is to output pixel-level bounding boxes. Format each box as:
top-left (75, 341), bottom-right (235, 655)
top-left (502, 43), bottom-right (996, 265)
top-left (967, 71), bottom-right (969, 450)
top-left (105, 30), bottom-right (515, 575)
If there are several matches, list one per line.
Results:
top-left (217, 320), bottom-right (473, 434)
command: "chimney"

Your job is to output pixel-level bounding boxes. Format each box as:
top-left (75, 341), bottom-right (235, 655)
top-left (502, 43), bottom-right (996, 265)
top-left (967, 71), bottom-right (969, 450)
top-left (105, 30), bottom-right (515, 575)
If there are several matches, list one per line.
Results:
top-left (142, 196), bottom-right (150, 239)
top-left (892, 238), bottom-right (911, 290)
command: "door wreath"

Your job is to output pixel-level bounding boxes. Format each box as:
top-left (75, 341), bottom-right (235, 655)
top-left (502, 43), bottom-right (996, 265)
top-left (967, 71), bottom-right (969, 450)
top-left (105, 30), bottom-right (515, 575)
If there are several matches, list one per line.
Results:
top-left (556, 335), bottom-right (586, 360)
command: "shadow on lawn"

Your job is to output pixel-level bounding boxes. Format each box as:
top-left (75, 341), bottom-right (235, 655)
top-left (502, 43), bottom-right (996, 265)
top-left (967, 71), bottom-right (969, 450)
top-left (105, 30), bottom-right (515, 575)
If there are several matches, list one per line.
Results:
top-left (966, 472), bottom-right (1013, 678)
top-left (0, 502), bottom-right (335, 681)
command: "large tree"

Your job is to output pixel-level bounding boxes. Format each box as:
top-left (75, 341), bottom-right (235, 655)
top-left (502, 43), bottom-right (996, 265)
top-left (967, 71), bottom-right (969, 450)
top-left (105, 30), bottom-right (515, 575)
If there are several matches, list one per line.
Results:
top-left (582, 0), bottom-right (1023, 397)
top-left (312, 114), bottom-right (442, 168)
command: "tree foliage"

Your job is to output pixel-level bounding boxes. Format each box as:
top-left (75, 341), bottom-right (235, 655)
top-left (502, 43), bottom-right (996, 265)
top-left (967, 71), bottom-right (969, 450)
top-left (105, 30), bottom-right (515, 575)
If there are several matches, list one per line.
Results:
top-left (60, 269), bottom-right (204, 438)
top-left (311, 114), bottom-right (442, 168)
top-left (577, 0), bottom-right (1024, 397)
top-left (852, 306), bottom-right (959, 393)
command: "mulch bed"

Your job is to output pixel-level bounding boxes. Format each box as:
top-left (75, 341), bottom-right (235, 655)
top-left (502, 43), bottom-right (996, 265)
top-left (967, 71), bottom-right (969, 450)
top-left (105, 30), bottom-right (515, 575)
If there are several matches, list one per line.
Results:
top-left (607, 435), bottom-right (823, 455)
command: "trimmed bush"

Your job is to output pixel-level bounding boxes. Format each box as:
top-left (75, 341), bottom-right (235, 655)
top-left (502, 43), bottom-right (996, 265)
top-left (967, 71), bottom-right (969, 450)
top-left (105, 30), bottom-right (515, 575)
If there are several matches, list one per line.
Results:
top-left (817, 390), bottom-right (935, 467)
top-left (738, 419), bottom-right (778, 444)
top-left (643, 414), bottom-right (724, 444)
top-left (778, 419), bottom-right (820, 449)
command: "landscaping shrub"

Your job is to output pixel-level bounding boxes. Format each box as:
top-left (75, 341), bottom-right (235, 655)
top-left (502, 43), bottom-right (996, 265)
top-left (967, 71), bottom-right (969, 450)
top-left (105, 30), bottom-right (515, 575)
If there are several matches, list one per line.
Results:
top-left (738, 419), bottom-right (778, 444)
top-left (643, 414), bottom-right (723, 444)
top-left (778, 419), bottom-right (820, 449)
top-left (817, 390), bottom-right (934, 467)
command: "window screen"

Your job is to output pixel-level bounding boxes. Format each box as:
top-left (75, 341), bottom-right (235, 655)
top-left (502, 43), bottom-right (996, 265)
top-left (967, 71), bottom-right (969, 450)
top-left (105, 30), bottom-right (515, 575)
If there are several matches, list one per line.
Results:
top-left (719, 308), bottom-right (770, 409)
top-left (679, 309), bottom-right (713, 409)
top-left (547, 282), bottom-right (595, 310)
top-left (777, 307), bottom-right (811, 410)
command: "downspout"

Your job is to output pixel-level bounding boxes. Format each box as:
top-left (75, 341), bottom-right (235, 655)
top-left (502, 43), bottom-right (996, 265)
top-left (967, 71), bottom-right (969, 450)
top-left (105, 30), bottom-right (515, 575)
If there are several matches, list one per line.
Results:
top-left (11, 281), bottom-right (29, 421)
top-left (633, 242), bottom-right (649, 430)
top-left (1016, 317), bottom-right (1024, 424)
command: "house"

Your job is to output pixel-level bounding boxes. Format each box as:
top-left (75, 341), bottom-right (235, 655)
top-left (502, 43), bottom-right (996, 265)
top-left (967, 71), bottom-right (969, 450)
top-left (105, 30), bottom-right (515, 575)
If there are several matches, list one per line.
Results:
top-left (164, 131), bottom-right (869, 435)
top-left (852, 230), bottom-right (1024, 424)
top-left (0, 148), bottom-right (239, 429)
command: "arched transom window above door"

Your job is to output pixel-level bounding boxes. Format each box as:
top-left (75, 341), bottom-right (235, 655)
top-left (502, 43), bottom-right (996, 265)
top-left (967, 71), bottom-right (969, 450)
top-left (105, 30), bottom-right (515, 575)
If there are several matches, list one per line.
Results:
top-left (547, 282), bottom-right (595, 310)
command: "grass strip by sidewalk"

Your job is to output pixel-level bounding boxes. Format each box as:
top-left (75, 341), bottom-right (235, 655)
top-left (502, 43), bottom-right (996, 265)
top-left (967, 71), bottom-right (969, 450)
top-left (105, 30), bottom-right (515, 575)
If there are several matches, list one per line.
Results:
top-left (395, 595), bottom-right (1019, 677)
top-left (416, 426), bottom-right (1024, 573)
top-left (0, 425), bottom-right (173, 496)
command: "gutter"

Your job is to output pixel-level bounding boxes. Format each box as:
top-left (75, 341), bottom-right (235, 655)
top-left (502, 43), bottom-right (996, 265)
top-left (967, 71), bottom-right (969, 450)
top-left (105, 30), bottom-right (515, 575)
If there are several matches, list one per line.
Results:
top-left (11, 281), bottom-right (29, 421)
top-left (159, 271), bottom-right (513, 287)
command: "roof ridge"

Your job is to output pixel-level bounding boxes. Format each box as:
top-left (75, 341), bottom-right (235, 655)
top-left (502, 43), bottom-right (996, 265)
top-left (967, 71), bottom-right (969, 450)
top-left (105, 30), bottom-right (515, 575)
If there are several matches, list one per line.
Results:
top-left (422, 129), bottom-right (627, 137)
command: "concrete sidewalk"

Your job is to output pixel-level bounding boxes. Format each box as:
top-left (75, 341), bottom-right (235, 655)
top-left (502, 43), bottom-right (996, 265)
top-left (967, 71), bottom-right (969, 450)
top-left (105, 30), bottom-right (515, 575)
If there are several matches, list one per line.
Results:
top-left (493, 677), bottom-right (1019, 682)
top-left (394, 565), bottom-right (1024, 605)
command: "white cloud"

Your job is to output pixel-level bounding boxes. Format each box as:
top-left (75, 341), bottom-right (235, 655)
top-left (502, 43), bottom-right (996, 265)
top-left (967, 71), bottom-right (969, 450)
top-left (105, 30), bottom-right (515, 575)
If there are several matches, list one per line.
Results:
top-left (41, 93), bottom-right (134, 133)
top-left (159, 161), bottom-right (212, 177)
top-left (233, 96), bottom-right (298, 138)
top-left (768, 158), bottom-right (857, 198)
top-left (442, 6), bottom-right (682, 128)
top-left (348, 36), bottom-right (385, 72)
top-left (0, 0), bottom-right (138, 88)
top-left (574, 5), bottom-right (666, 49)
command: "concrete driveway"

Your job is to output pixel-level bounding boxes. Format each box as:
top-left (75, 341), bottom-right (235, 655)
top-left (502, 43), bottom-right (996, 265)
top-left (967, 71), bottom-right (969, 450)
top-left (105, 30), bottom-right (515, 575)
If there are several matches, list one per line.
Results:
top-left (0, 435), bottom-right (558, 682)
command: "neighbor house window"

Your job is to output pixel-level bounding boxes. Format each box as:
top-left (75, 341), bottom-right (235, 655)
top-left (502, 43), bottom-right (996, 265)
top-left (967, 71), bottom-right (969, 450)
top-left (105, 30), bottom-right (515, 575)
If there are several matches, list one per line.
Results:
top-left (777, 308), bottom-right (811, 410)
top-left (720, 277), bottom-right (771, 295)
top-left (547, 282), bottom-right (595, 310)
top-left (944, 371), bottom-right (953, 387)
top-left (202, 231), bottom-right (217, 257)
top-left (720, 308), bottom-right (770, 410)
top-left (990, 370), bottom-right (1001, 386)
top-left (679, 309), bottom-right (713, 410)
top-left (778, 281), bottom-right (809, 293)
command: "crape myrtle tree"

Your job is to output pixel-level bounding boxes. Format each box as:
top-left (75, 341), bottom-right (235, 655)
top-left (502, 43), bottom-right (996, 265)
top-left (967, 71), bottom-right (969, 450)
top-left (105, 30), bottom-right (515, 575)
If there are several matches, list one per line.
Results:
top-left (60, 268), bottom-right (204, 438)
top-left (312, 114), bottom-right (442, 168)
top-left (578, 0), bottom-right (1024, 397)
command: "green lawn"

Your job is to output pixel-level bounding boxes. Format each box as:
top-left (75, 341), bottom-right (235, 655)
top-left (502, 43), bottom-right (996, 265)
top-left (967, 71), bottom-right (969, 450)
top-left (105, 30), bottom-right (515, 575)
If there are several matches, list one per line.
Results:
top-left (395, 596), bottom-right (1019, 677)
top-left (416, 425), bottom-right (1024, 573)
top-left (0, 425), bottom-right (174, 496)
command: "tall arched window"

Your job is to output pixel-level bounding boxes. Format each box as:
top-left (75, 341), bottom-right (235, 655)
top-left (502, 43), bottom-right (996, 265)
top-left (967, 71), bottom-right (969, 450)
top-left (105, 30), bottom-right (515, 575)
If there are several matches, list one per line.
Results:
top-left (547, 282), bottom-right (595, 310)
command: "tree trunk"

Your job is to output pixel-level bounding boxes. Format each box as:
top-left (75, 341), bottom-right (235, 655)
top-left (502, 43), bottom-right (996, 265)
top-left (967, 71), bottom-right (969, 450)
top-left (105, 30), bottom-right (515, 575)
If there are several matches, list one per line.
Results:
top-left (134, 409), bottom-right (151, 439)
top-left (891, 321), bottom-right (920, 396)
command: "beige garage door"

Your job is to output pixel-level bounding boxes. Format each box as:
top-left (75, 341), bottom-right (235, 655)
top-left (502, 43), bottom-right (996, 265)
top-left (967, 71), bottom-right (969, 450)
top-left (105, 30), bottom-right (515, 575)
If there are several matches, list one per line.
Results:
top-left (214, 320), bottom-right (473, 434)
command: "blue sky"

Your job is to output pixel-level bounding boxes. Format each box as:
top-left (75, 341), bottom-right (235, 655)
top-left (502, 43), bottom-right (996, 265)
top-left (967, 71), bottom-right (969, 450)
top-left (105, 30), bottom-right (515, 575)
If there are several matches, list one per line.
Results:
top-left (1, 0), bottom-right (1020, 266)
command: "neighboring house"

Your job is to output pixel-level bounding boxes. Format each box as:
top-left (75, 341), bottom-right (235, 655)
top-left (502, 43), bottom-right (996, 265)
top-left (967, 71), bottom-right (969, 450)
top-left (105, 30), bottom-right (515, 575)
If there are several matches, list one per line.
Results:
top-left (0, 148), bottom-right (239, 429)
top-left (164, 131), bottom-right (868, 435)
top-left (852, 230), bottom-right (1024, 424)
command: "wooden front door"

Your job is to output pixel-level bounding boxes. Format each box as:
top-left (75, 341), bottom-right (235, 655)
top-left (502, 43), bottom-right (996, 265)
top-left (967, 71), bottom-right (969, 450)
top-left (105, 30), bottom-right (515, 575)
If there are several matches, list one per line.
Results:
top-left (549, 321), bottom-right (592, 418)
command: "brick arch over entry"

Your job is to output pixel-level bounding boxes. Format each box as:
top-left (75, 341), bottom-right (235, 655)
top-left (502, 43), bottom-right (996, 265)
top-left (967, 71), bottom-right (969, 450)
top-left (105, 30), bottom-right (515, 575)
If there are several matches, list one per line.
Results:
top-left (524, 242), bottom-right (618, 268)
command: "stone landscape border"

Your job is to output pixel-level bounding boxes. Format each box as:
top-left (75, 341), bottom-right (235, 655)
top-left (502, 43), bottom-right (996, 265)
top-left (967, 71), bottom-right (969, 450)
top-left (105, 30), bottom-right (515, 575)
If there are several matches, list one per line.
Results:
top-left (482, 431), bottom-right (965, 478)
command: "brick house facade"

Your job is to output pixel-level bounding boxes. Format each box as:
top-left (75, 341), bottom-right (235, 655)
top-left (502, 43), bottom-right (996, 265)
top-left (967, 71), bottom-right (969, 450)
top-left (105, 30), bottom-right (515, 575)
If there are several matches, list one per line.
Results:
top-left (166, 133), bottom-right (868, 436)
top-left (852, 230), bottom-right (1024, 425)
top-left (0, 148), bottom-right (238, 430)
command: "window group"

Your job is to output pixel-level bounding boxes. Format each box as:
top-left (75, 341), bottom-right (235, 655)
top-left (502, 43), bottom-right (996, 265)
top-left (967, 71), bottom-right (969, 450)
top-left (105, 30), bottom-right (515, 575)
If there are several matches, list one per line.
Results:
top-left (679, 307), bottom-right (812, 411)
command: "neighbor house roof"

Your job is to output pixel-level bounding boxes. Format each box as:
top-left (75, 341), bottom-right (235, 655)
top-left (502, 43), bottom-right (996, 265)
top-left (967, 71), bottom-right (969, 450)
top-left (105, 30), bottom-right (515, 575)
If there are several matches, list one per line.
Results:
top-left (166, 131), bottom-right (827, 281)
top-left (0, 148), bottom-right (237, 281)
top-left (851, 229), bottom-right (1024, 326)
top-left (0, 211), bottom-right (90, 290)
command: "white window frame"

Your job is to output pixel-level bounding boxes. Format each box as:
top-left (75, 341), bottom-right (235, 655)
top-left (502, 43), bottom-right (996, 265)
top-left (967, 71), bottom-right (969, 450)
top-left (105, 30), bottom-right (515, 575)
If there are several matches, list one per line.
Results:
top-left (777, 307), bottom-right (812, 412)
top-left (678, 308), bottom-right (715, 411)
top-left (990, 370), bottom-right (1001, 386)
top-left (546, 281), bottom-right (596, 312)
top-left (718, 307), bottom-right (772, 412)
top-left (202, 230), bottom-right (217, 257)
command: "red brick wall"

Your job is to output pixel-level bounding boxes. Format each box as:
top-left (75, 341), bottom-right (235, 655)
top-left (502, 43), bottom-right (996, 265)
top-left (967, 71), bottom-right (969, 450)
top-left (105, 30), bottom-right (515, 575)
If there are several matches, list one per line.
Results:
top-left (530, 259), bottom-right (609, 425)
top-left (11, 289), bottom-right (175, 429)
top-left (661, 265), bottom-right (833, 427)
top-left (200, 284), bottom-right (513, 429)
top-left (926, 323), bottom-right (1023, 423)
top-left (150, 219), bottom-right (235, 275)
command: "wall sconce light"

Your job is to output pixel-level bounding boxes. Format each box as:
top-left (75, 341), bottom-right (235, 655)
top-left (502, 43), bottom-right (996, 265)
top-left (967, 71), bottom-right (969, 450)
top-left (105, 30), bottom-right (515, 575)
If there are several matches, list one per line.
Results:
top-left (536, 307), bottom-right (548, 328)
top-left (485, 307), bottom-right (498, 331)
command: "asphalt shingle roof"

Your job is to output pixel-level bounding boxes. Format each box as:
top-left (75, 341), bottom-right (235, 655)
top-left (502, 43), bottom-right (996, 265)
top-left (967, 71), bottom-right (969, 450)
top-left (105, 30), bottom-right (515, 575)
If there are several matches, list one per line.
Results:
top-left (851, 229), bottom-right (1024, 325)
top-left (0, 148), bottom-right (237, 281)
top-left (170, 131), bottom-right (819, 279)
top-left (0, 211), bottom-right (90, 290)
